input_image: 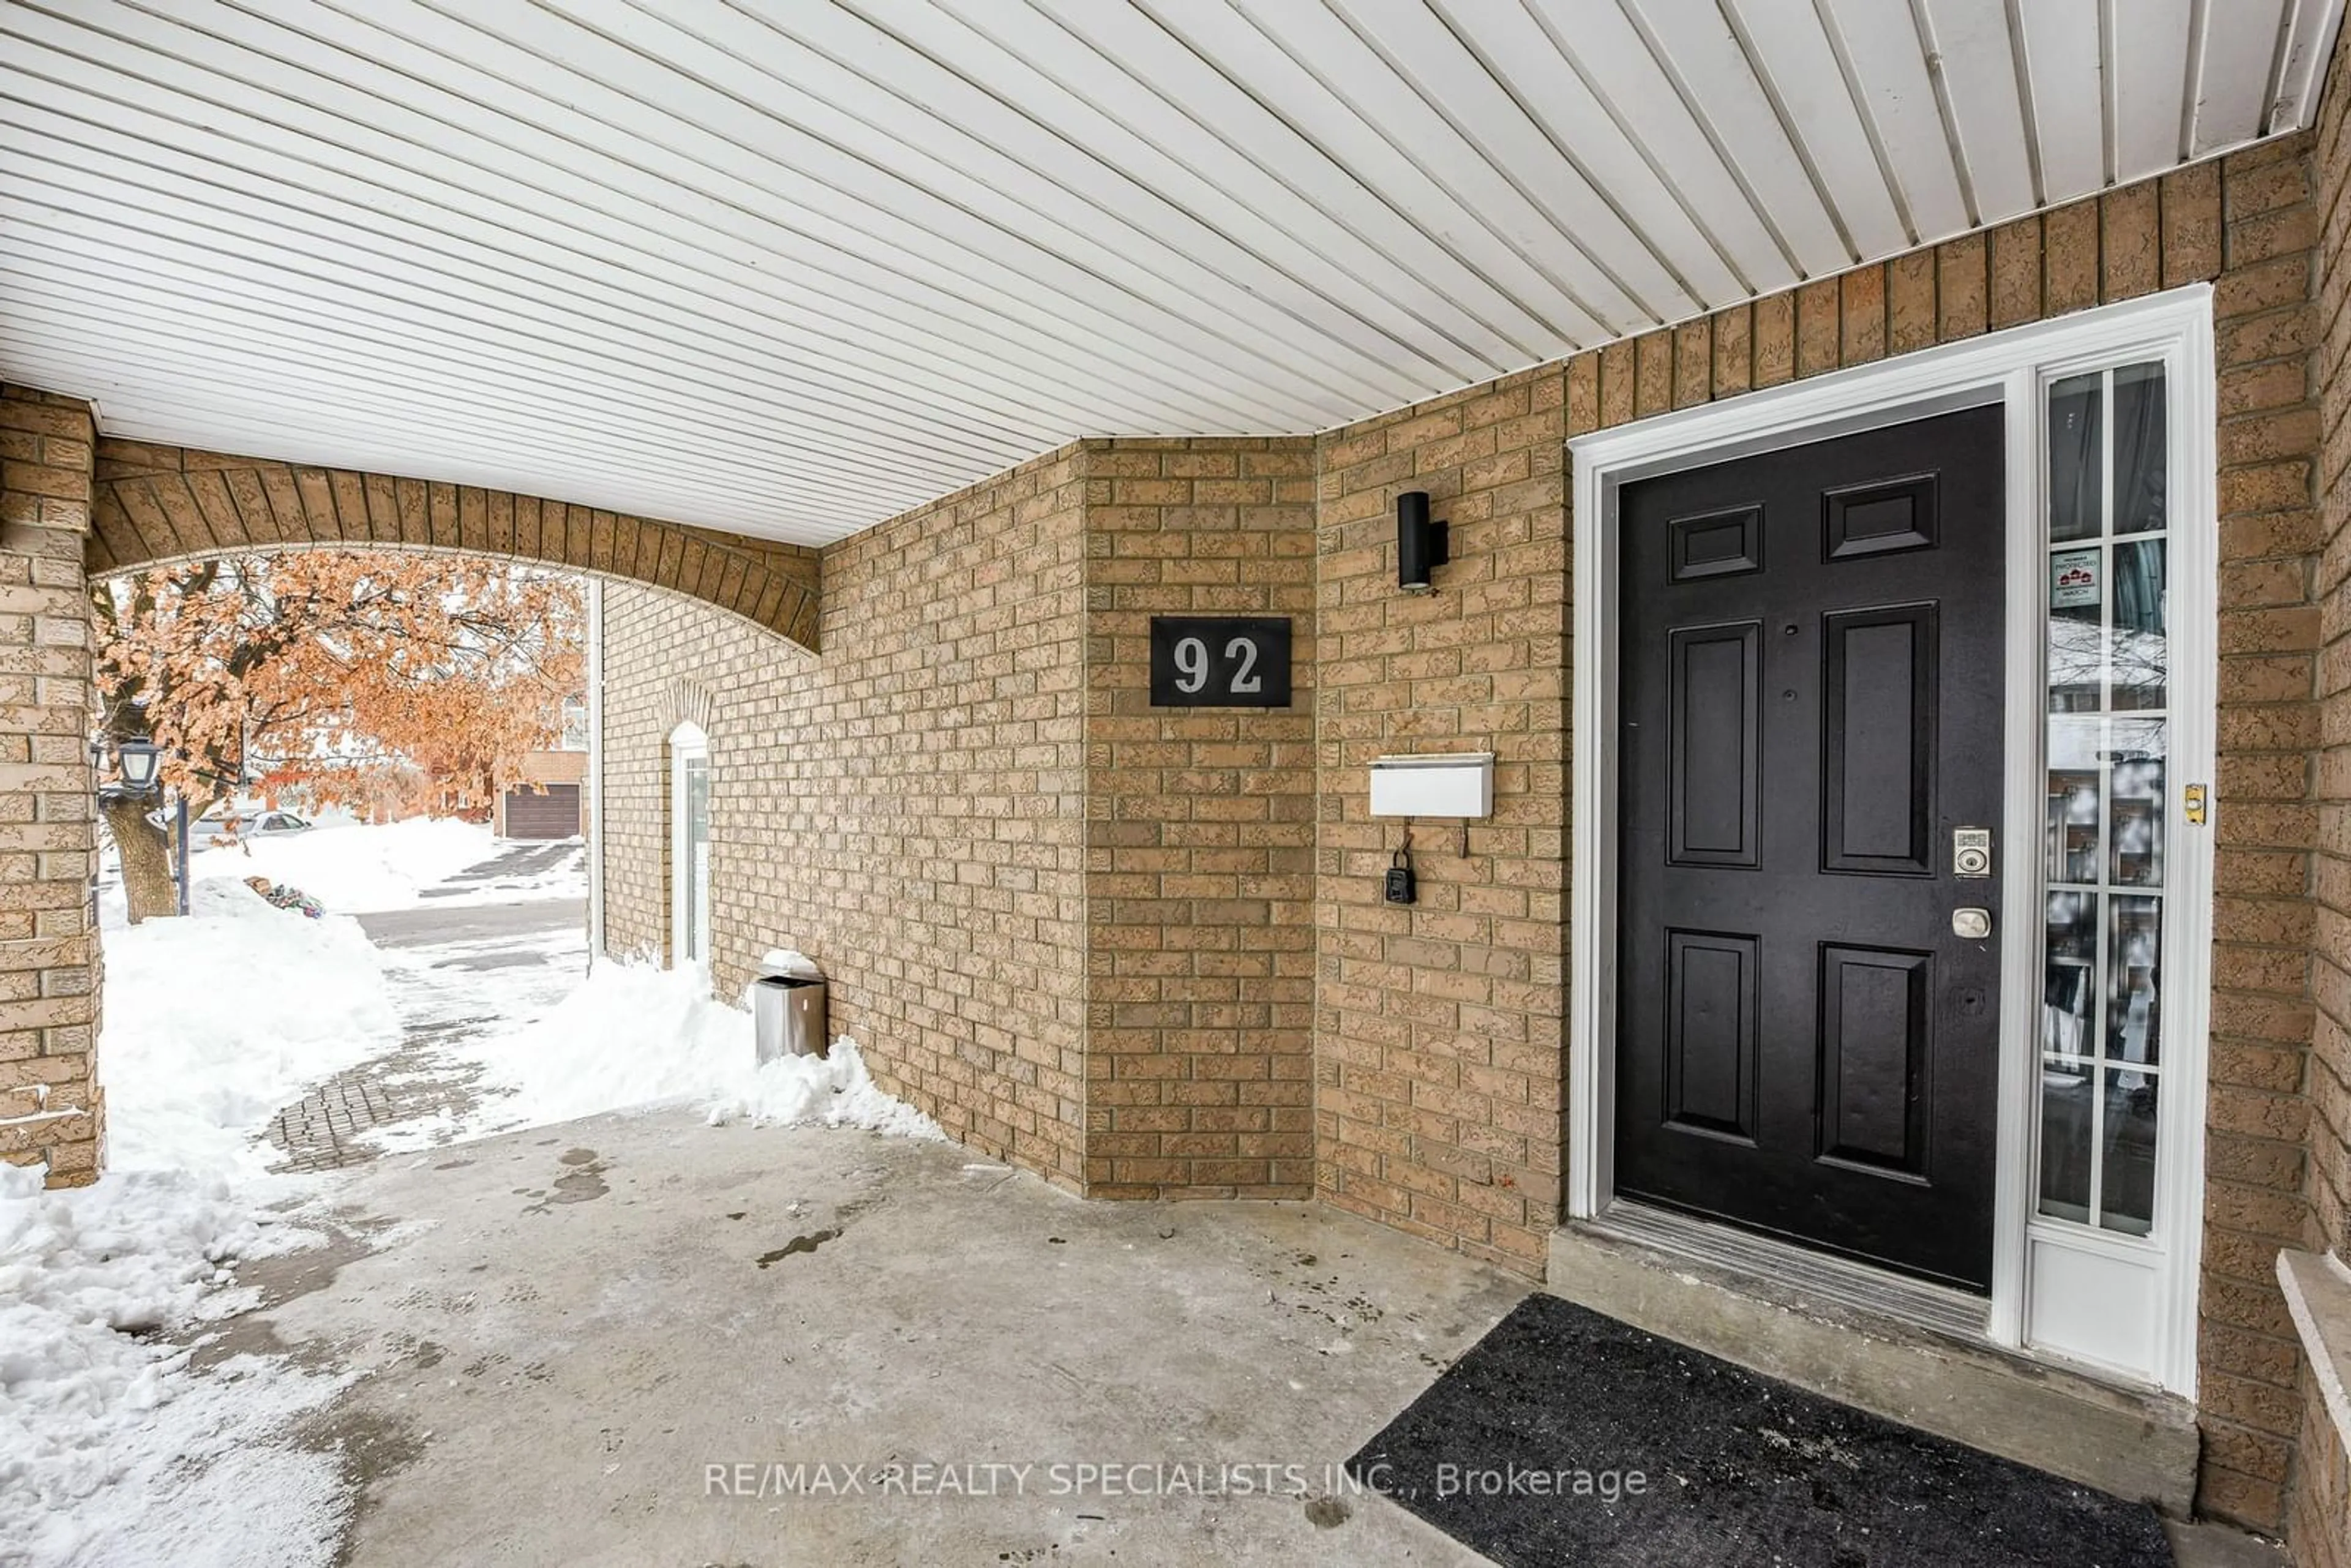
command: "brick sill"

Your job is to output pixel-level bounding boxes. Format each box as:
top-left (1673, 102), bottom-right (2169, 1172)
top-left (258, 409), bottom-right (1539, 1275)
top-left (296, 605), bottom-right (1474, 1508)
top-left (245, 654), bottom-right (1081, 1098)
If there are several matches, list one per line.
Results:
top-left (2276, 1246), bottom-right (2351, 1455)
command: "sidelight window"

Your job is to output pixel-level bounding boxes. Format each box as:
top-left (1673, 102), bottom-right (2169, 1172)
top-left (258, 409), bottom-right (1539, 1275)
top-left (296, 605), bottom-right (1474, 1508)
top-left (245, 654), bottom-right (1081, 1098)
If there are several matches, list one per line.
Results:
top-left (2036, 362), bottom-right (2169, 1238)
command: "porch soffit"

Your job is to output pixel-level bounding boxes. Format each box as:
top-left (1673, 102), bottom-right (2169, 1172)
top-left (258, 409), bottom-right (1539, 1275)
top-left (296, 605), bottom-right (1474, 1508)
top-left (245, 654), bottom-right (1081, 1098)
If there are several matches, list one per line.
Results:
top-left (1, 0), bottom-right (2339, 546)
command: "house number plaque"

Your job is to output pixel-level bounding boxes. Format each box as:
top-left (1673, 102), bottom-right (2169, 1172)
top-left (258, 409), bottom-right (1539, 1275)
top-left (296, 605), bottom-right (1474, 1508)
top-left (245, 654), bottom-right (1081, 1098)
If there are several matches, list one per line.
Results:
top-left (1148, 617), bottom-right (1293, 708)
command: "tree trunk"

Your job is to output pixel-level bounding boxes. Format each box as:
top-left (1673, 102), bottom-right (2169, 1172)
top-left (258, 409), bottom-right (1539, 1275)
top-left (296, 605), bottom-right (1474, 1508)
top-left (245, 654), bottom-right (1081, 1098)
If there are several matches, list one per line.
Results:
top-left (104, 795), bottom-right (178, 923)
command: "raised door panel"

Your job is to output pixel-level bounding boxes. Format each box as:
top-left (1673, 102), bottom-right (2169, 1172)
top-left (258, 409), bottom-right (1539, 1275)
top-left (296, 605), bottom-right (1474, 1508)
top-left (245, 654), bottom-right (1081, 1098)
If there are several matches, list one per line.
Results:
top-left (1822, 604), bottom-right (1936, 876)
top-left (1818, 943), bottom-right (1933, 1177)
top-left (1669, 621), bottom-right (1761, 867)
top-left (1665, 929), bottom-right (1760, 1142)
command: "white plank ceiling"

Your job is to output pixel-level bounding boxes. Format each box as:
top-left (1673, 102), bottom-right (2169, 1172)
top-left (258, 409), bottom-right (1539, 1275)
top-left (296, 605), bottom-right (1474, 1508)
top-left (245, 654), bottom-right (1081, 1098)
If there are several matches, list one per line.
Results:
top-left (2, 0), bottom-right (2341, 546)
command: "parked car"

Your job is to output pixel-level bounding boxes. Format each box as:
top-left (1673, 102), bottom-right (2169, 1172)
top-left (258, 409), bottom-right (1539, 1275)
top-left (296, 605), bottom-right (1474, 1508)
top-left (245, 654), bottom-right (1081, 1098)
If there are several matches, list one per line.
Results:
top-left (146, 807), bottom-right (313, 842)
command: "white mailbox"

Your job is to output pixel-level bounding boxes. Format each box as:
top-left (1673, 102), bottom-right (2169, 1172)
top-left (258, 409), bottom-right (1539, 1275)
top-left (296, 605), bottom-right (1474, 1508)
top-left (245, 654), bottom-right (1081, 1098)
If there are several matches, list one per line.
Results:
top-left (1369, 752), bottom-right (1494, 819)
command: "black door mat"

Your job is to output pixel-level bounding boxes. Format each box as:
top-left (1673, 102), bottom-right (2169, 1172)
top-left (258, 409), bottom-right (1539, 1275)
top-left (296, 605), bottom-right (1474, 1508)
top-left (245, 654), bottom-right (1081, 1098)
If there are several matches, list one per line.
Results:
top-left (1346, 1294), bottom-right (2172, 1568)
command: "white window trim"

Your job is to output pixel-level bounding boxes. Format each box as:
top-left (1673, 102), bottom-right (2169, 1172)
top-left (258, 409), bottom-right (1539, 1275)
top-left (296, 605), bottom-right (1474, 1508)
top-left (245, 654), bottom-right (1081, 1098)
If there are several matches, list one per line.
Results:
top-left (1568, 286), bottom-right (2217, 1395)
top-left (669, 718), bottom-right (711, 972)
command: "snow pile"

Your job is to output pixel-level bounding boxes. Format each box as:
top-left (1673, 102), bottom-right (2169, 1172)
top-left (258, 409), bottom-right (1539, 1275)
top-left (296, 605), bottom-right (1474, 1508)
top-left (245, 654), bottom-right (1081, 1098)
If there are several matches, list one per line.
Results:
top-left (9, 867), bottom-right (424, 1563)
top-left (0, 1163), bottom-right (350, 1567)
top-left (705, 1040), bottom-right (949, 1141)
top-left (100, 878), bottom-right (400, 1175)
top-left (103, 817), bottom-right (505, 925)
top-left (463, 958), bottom-right (744, 1126)
top-left (1, 873), bottom-right (408, 1564)
top-left (463, 958), bottom-right (943, 1139)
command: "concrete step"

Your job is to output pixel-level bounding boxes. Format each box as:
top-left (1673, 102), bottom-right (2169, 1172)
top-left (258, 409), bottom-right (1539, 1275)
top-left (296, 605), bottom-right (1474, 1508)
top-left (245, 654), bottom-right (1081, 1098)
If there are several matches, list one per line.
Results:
top-left (1545, 1212), bottom-right (2201, 1515)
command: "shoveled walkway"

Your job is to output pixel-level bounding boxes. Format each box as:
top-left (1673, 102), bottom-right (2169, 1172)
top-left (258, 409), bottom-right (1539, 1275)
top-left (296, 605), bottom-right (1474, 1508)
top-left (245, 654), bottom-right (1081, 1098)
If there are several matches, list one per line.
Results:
top-left (263, 846), bottom-right (586, 1173)
top-left (414, 838), bottom-right (580, 898)
top-left (262, 1017), bottom-right (502, 1174)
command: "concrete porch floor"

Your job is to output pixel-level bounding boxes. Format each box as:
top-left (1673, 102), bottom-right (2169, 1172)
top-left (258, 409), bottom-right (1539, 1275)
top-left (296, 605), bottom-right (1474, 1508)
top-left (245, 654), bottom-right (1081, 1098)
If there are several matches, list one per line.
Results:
top-left (223, 1106), bottom-right (2294, 1567)
top-left (252, 1109), bottom-right (1527, 1566)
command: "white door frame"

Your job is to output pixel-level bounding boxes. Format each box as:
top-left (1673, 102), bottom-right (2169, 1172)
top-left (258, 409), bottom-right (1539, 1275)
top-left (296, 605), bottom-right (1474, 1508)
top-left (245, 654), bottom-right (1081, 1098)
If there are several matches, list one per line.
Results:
top-left (1568, 287), bottom-right (2218, 1394)
top-left (669, 719), bottom-right (711, 970)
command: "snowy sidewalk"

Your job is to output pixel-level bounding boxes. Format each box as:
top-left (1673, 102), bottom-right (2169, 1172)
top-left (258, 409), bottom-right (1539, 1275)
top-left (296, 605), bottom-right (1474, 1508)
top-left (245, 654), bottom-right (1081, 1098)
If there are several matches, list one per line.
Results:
top-left (263, 845), bottom-right (589, 1174)
top-left (13, 820), bottom-right (953, 1567)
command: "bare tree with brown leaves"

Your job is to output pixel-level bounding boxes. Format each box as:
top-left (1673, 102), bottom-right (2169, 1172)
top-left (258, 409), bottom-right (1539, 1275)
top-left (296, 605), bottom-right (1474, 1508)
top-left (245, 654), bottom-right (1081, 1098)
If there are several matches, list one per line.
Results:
top-left (92, 550), bottom-right (582, 921)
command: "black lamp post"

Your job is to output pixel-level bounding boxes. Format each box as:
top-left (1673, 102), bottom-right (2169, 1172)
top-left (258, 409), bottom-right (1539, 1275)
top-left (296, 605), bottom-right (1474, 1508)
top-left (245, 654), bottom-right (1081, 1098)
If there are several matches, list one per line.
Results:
top-left (114, 737), bottom-right (162, 794)
top-left (96, 735), bottom-right (187, 917)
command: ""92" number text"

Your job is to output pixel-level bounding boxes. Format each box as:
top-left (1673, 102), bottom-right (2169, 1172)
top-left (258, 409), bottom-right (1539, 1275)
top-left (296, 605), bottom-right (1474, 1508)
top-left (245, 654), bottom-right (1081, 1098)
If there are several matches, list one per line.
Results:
top-left (1149, 617), bottom-right (1292, 708)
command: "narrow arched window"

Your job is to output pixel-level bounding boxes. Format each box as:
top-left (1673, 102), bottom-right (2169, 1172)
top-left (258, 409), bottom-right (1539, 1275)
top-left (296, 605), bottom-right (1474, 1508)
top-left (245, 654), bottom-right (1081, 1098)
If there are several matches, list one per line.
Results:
top-left (667, 720), bottom-right (711, 970)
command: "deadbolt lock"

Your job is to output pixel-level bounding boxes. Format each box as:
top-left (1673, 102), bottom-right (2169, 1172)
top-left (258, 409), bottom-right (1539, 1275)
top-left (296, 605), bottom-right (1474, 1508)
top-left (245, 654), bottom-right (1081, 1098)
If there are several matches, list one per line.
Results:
top-left (1952, 908), bottom-right (1993, 940)
top-left (1953, 827), bottom-right (1992, 878)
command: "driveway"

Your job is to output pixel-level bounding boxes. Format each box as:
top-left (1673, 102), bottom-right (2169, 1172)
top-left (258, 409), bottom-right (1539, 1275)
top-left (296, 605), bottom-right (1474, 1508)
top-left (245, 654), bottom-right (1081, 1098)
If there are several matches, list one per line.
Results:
top-left (263, 1114), bottom-right (1525, 1566)
top-left (354, 896), bottom-right (586, 955)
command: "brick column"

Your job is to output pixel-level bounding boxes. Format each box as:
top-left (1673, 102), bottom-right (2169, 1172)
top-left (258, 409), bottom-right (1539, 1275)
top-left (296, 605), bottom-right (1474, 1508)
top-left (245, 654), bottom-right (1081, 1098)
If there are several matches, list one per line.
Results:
top-left (0, 386), bottom-right (103, 1187)
top-left (1081, 437), bottom-right (1319, 1201)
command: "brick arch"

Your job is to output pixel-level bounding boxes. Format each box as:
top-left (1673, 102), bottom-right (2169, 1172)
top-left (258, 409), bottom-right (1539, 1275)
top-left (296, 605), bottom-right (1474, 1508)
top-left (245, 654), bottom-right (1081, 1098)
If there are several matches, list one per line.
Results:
top-left (668, 677), bottom-right (718, 734)
top-left (88, 440), bottom-right (822, 652)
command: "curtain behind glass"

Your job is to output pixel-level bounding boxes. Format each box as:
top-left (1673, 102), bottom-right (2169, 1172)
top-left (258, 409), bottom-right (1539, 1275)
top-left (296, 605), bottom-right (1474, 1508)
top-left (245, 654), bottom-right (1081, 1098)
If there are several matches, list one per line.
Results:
top-left (2049, 374), bottom-right (2102, 541)
top-left (2112, 365), bottom-right (2167, 536)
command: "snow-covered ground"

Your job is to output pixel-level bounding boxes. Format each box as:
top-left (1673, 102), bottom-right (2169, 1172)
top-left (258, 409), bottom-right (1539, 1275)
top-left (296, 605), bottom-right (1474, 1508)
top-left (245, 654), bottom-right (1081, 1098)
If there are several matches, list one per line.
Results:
top-left (362, 925), bottom-right (941, 1155)
top-left (97, 816), bottom-right (579, 926)
top-left (100, 879), bottom-right (403, 1176)
top-left (0, 1164), bottom-right (353, 1568)
top-left (6, 820), bottom-right (942, 1567)
top-left (477, 958), bottom-right (941, 1142)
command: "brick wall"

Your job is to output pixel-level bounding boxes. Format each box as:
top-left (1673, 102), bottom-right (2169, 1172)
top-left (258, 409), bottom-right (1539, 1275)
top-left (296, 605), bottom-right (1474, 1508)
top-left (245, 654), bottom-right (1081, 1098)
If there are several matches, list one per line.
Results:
top-left (1313, 369), bottom-right (1572, 1274)
top-left (599, 448), bottom-right (1092, 1187)
top-left (600, 438), bottom-right (1325, 1201)
top-left (2294, 20), bottom-right (2351, 1566)
top-left (2312, 0), bottom-right (2351, 1291)
top-left (516, 750), bottom-right (587, 787)
top-left (593, 591), bottom-right (687, 959)
top-left (2202, 135), bottom-right (2336, 1534)
top-left (1310, 148), bottom-right (2322, 1528)
top-left (1082, 438), bottom-right (1318, 1199)
top-left (0, 386), bottom-right (102, 1187)
top-left (574, 126), bottom-right (2328, 1536)
top-left (90, 441), bottom-right (823, 652)
top-left (2293, 1362), bottom-right (2351, 1568)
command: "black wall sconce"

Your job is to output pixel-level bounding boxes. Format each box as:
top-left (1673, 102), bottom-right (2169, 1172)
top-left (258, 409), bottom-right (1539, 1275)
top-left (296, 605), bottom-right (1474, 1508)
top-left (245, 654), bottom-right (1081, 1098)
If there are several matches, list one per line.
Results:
top-left (1397, 490), bottom-right (1449, 594)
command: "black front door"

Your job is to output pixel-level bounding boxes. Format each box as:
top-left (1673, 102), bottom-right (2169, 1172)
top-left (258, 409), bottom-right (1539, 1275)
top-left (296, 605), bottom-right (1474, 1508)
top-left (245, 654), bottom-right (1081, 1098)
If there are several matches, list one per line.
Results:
top-left (1615, 407), bottom-right (2005, 1292)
